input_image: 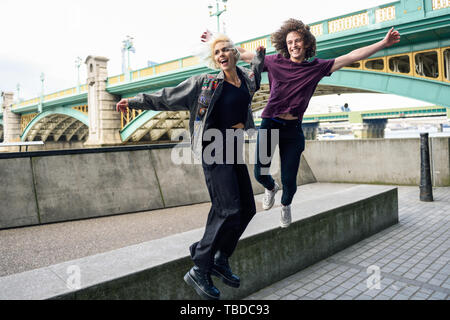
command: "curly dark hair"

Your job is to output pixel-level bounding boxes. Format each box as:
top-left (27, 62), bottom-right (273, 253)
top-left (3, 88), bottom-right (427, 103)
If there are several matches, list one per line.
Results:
top-left (271, 18), bottom-right (316, 60)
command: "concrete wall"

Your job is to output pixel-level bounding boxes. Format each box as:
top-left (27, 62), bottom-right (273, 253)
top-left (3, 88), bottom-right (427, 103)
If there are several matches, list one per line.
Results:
top-left (303, 137), bottom-right (450, 186)
top-left (0, 142), bottom-right (316, 229)
top-left (429, 137), bottom-right (450, 186)
top-left (0, 141), bottom-right (86, 153)
top-left (1, 137), bottom-right (448, 230)
top-left (0, 158), bottom-right (39, 228)
top-left (32, 150), bottom-right (164, 224)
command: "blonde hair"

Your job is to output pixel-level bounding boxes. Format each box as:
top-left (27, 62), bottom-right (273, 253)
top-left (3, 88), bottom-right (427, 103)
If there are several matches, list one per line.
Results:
top-left (205, 34), bottom-right (240, 70)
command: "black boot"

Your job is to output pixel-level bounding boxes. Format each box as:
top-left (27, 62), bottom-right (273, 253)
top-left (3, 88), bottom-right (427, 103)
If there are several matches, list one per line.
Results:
top-left (184, 266), bottom-right (220, 300)
top-left (211, 251), bottom-right (240, 288)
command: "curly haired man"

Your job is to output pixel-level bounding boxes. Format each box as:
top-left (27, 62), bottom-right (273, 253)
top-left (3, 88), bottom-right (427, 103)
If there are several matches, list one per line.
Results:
top-left (238, 19), bottom-right (400, 228)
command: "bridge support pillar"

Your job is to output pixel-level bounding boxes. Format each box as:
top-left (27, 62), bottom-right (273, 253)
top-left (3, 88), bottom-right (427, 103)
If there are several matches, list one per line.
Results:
top-left (1, 92), bottom-right (21, 149)
top-left (84, 56), bottom-right (122, 147)
top-left (302, 122), bottom-right (319, 140)
top-left (352, 119), bottom-right (387, 139)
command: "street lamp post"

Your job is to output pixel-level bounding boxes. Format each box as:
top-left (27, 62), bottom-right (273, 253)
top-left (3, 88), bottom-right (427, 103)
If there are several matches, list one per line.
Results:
top-left (39, 73), bottom-right (45, 113)
top-left (122, 35), bottom-right (136, 81)
top-left (16, 83), bottom-right (21, 102)
top-left (75, 56), bottom-right (82, 93)
top-left (208, 0), bottom-right (228, 33)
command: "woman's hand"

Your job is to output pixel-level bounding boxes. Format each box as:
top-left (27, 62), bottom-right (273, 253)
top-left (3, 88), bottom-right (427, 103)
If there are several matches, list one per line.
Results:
top-left (116, 98), bottom-right (129, 113)
top-left (201, 30), bottom-right (213, 43)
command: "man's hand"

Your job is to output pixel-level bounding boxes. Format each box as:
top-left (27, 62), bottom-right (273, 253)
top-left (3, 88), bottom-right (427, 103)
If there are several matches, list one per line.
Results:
top-left (331, 27), bottom-right (400, 73)
top-left (382, 27), bottom-right (401, 48)
top-left (201, 30), bottom-right (213, 43)
top-left (116, 98), bottom-right (129, 113)
top-left (256, 46), bottom-right (266, 55)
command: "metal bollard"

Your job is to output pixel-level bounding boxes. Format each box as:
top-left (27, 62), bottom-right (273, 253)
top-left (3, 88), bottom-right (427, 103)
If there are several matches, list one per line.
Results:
top-left (419, 133), bottom-right (433, 202)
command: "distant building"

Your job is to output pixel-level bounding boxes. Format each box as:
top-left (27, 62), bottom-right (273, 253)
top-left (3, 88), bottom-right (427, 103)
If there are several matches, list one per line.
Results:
top-left (147, 61), bottom-right (158, 67)
top-left (327, 105), bottom-right (342, 113)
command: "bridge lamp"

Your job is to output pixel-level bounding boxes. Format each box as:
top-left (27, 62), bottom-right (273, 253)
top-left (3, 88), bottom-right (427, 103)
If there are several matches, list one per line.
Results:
top-left (122, 35), bottom-right (135, 72)
top-left (39, 73), bottom-right (45, 113)
top-left (75, 56), bottom-right (82, 93)
top-left (16, 83), bottom-right (21, 102)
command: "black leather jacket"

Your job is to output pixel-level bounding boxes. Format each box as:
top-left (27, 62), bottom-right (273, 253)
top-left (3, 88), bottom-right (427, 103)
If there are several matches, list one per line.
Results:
top-left (128, 49), bottom-right (265, 156)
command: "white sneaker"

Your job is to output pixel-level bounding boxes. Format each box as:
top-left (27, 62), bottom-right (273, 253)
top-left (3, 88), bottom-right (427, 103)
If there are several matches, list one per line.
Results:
top-left (262, 182), bottom-right (280, 210)
top-left (280, 205), bottom-right (292, 228)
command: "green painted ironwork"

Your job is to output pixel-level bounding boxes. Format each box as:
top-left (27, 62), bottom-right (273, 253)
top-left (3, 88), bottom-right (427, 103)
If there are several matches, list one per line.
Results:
top-left (9, 0), bottom-right (450, 111)
top-left (21, 106), bottom-right (89, 142)
top-left (301, 105), bottom-right (448, 124)
top-left (119, 109), bottom-right (161, 142)
top-left (12, 93), bottom-right (88, 115)
top-left (319, 69), bottom-right (450, 108)
top-left (3, 0), bottom-right (449, 142)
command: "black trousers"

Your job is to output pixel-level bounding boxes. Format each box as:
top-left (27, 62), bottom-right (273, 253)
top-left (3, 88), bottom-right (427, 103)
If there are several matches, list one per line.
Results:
top-left (254, 118), bottom-right (305, 206)
top-left (189, 162), bottom-right (256, 271)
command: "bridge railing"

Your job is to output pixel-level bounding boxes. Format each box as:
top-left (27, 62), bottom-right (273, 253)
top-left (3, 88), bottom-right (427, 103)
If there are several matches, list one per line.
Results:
top-left (300, 106), bottom-right (448, 124)
top-left (12, 85), bottom-right (88, 111)
top-left (8, 0), bottom-right (450, 114)
top-left (107, 35), bottom-right (274, 90)
top-left (121, 108), bottom-right (144, 129)
top-left (341, 46), bottom-right (450, 83)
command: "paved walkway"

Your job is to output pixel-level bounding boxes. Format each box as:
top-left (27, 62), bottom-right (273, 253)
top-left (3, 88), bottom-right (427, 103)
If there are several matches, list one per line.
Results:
top-left (245, 186), bottom-right (450, 300)
top-left (1, 184), bottom-right (448, 300)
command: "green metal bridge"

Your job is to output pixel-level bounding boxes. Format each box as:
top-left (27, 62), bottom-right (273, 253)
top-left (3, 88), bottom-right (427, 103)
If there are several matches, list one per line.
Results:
top-left (1, 0), bottom-right (449, 146)
top-left (301, 105), bottom-right (450, 124)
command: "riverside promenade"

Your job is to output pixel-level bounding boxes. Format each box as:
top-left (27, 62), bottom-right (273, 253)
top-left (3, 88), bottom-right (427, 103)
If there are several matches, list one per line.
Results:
top-left (246, 185), bottom-right (450, 300)
top-left (0, 183), bottom-right (448, 300)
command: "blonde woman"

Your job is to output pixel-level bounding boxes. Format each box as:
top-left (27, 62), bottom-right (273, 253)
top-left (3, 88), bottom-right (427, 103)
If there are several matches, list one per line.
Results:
top-left (116, 35), bottom-right (265, 300)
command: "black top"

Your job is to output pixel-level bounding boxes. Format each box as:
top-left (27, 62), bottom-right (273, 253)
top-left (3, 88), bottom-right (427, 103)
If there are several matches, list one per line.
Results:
top-left (210, 70), bottom-right (251, 130)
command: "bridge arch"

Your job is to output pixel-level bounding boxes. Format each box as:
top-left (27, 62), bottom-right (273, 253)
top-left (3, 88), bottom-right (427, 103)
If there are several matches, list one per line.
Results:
top-left (120, 109), bottom-right (190, 143)
top-left (21, 106), bottom-right (89, 142)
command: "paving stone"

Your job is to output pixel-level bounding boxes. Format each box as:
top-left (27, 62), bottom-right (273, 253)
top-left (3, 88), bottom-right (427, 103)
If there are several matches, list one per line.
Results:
top-left (245, 186), bottom-right (450, 301)
top-left (429, 292), bottom-right (447, 300)
top-left (374, 294), bottom-right (391, 300)
top-left (392, 294), bottom-right (410, 300)
top-left (336, 294), bottom-right (354, 300)
top-left (305, 291), bottom-right (323, 299)
top-left (321, 293), bottom-right (339, 300)
top-left (291, 288), bottom-right (309, 297)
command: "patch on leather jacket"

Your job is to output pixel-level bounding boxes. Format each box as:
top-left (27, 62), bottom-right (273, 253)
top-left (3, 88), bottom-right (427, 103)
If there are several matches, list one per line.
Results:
top-left (198, 107), bottom-right (207, 117)
top-left (202, 79), bottom-right (219, 91)
top-left (198, 94), bottom-right (210, 106)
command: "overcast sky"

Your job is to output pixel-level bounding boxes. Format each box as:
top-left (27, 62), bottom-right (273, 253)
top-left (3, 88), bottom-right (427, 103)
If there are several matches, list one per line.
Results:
top-left (0, 0), bottom-right (432, 111)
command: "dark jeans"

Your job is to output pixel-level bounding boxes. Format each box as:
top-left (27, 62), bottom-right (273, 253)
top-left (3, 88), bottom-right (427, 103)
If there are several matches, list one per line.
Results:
top-left (190, 162), bottom-right (256, 271)
top-left (254, 118), bottom-right (305, 206)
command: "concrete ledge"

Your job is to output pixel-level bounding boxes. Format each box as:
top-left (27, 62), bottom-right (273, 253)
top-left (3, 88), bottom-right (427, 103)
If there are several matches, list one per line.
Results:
top-left (0, 184), bottom-right (398, 300)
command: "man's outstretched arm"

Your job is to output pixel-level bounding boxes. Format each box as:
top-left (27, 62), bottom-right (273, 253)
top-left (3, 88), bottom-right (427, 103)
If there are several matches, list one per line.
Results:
top-left (331, 27), bottom-right (400, 73)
